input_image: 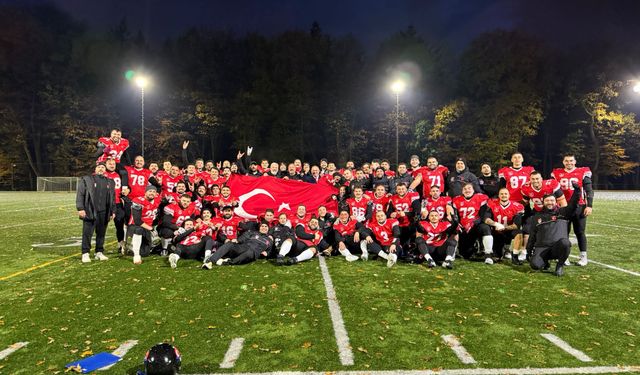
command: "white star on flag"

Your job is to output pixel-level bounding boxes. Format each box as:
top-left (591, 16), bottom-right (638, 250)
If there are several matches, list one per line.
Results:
top-left (277, 202), bottom-right (291, 212)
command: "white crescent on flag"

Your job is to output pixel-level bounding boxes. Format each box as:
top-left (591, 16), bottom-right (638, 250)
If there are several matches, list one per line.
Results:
top-left (234, 188), bottom-right (276, 219)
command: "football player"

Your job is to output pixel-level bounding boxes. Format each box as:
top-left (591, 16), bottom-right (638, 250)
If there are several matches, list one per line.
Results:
top-left (452, 182), bottom-right (493, 263)
top-left (360, 211), bottom-right (401, 268)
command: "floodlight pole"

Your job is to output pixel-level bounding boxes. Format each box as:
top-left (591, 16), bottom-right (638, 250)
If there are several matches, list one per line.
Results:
top-left (395, 91), bottom-right (400, 167)
top-left (140, 86), bottom-right (145, 158)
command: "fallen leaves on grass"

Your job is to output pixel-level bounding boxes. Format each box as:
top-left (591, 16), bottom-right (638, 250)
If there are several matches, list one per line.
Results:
top-left (80, 350), bottom-right (93, 358)
top-left (623, 331), bottom-right (636, 337)
top-left (301, 342), bottom-right (312, 349)
top-left (357, 346), bottom-right (368, 353)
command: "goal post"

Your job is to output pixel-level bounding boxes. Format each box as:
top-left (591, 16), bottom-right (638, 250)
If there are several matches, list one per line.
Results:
top-left (36, 177), bottom-right (80, 192)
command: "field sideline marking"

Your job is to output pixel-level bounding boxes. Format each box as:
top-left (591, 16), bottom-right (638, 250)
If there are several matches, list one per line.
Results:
top-left (318, 256), bottom-right (354, 366)
top-left (185, 365), bottom-right (640, 374)
top-left (0, 240), bottom-right (117, 281)
top-left (0, 203), bottom-right (75, 213)
top-left (220, 337), bottom-right (245, 369)
top-left (441, 335), bottom-right (477, 364)
top-left (540, 334), bottom-right (593, 362)
top-left (590, 222), bottom-right (640, 231)
top-left (568, 255), bottom-right (640, 277)
top-left (0, 215), bottom-right (77, 230)
top-left (98, 339), bottom-right (139, 371)
top-left (0, 342), bottom-right (28, 360)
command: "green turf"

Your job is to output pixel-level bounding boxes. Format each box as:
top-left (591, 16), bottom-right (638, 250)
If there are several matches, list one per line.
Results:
top-left (0, 192), bottom-right (639, 374)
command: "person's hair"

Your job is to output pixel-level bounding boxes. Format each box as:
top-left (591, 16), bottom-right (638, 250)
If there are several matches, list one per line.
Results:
top-left (182, 218), bottom-right (194, 226)
top-left (530, 170), bottom-right (542, 177)
top-left (563, 153), bottom-right (576, 159)
top-left (431, 185), bottom-right (441, 190)
top-left (511, 151), bottom-right (523, 158)
top-left (265, 209), bottom-right (274, 214)
top-left (395, 182), bottom-right (407, 188)
top-left (111, 128), bottom-right (121, 133)
top-left (180, 194), bottom-right (191, 200)
top-left (398, 162), bottom-right (407, 167)
top-left (463, 182), bottom-right (474, 189)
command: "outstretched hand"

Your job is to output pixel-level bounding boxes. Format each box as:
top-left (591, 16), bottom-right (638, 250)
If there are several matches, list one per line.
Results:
top-left (182, 140), bottom-right (190, 150)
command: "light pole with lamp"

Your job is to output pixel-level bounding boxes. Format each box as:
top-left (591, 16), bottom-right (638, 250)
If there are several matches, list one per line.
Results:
top-left (390, 80), bottom-right (406, 167)
top-left (134, 76), bottom-right (148, 158)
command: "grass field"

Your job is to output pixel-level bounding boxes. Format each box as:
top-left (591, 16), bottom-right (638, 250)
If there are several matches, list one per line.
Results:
top-left (0, 192), bottom-right (639, 374)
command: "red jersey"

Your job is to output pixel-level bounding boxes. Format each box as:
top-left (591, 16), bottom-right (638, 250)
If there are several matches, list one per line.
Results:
top-left (104, 170), bottom-right (123, 204)
top-left (346, 196), bottom-right (371, 223)
top-left (129, 196), bottom-right (160, 226)
top-left (417, 220), bottom-right (452, 247)
top-left (367, 193), bottom-right (391, 213)
top-left (288, 214), bottom-right (311, 229)
top-left (219, 216), bottom-right (244, 240)
top-left (521, 179), bottom-right (563, 211)
top-left (424, 196), bottom-right (452, 220)
top-left (125, 166), bottom-right (153, 199)
top-left (96, 137), bottom-right (129, 163)
top-left (179, 223), bottom-right (214, 246)
top-left (366, 219), bottom-right (399, 246)
top-left (389, 192), bottom-right (420, 227)
top-left (486, 199), bottom-right (524, 226)
top-left (333, 219), bottom-right (357, 237)
top-left (410, 166), bottom-right (427, 178)
top-left (417, 165), bottom-right (449, 194)
top-left (384, 170), bottom-right (396, 177)
top-left (551, 167), bottom-right (592, 205)
top-left (164, 202), bottom-right (200, 227)
top-left (498, 166), bottom-right (534, 202)
top-left (218, 195), bottom-right (238, 208)
top-left (161, 174), bottom-right (183, 196)
top-left (297, 223), bottom-right (323, 247)
top-left (452, 193), bottom-right (488, 229)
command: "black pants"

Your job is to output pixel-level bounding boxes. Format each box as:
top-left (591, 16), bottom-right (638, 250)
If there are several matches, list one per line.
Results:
top-left (128, 225), bottom-right (153, 257)
top-left (81, 211), bottom-right (109, 254)
top-left (175, 236), bottom-right (215, 260)
top-left (210, 241), bottom-right (260, 265)
top-left (530, 238), bottom-right (572, 270)
top-left (365, 240), bottom-right (402, 256)
top-left (568, 205), bottom-right (587, 253)
top-left (492, 229), bottom-right (519, 258)
top-left (458, 223), bottom-right (492, 259)
top-left (399, 225), bottom-right (416, 255)
top-left (416, 237), bottom-right (457, 261)
top-left (113, 203), bottom-right (126, 242)
top-left (335, 235), bottom-right (362, 254)
top-left (158, 226), bottom-right (175, 239)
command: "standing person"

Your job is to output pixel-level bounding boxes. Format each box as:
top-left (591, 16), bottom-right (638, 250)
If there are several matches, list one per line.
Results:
top-left (95, 128), bottom-right (130, 165)
top-left (550, 154), bottom-right (594, 266)
top-left (498, 152), bottom-right (535, 203)
top-left (76, 163), bottom-right (116, 263)
top-left (103, 158), bottom-right (129, 253)
top-left (478, 163), bottom-right (500, 199)
top-left (409, 156), bottom-right (449, 197)
top-left (448, 158), bottom-right (482, 197)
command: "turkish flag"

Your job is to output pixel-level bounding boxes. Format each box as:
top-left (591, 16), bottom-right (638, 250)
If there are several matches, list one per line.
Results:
top-left (226, 174), bottom-right (339, 219)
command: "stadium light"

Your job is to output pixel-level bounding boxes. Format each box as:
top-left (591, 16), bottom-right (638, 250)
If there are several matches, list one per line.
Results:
top-left (633, 82), bottom-right (640, 94)
top-left (132, 75), bottom-right (150, 157)
top-left (390, 79), bottom-right (406, 167)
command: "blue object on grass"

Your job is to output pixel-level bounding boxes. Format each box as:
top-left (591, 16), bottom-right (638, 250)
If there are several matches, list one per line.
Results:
top-left (65, 352), bottom-right (121, 373)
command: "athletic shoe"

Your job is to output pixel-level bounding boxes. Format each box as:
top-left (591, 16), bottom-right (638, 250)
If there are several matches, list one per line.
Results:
top-left (160, 249), bottom-right (168, 257)
top-left (511, 256), bottom-right (523, 266)
top-left (386, 253), bottom-right (398, 268)
top-left (577, 253), bottom-right (588, 267)
top-left (442, 260), bottom-right (454, 269)
top-left (360, 251), bottom-right (368, 261)
top-left (564, 259), bottom-right (571, 266)
top-left (275, 255), bottom-right (285, 266)
top-left (94, 252), bottom-right (108, 261)
top-left (133, 255), bottom-right (142, 265)
top-left (554, 265), bottom-right (565, 277)
top-left (201, 262), bottom-right (213, 270)
top-left (169, 253), bottom-right (179, 269)
top-left (286, 257), bottom-right (298, 266)
top-left (484, 257), bottom-right (494, 265)
top-left (426, 259), bottom-right (436, 268)
top-left (322, 248), bottom-right (332, 256)
top-left (216, 258), bottom-right (229, 266)
top-left (81, 253), bottom-right (91, 263)
top-left (345, 254), bottom-right (359, 262)
top-left (503, 251), bottom-right (512, 260)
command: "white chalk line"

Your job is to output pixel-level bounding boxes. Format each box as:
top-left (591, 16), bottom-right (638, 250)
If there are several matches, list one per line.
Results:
top-left (540, 334), bottom-right (593, 362)
top-left (0, 203), bottom-right (75, 213)
top-left (184, 365), bottom-right (640, 375)
top-left (0, 342), bottom-right (28, 360)
top-left (98, 339), bottom-right (139, 371)
top-left (568, 255), bottom-right (640, 277)
top-left (441, 335), bottom-right (476, 364)
top-left (318, 256), bottom-right (354, 366)
top-left (220, 337), bottom-right (245, 369)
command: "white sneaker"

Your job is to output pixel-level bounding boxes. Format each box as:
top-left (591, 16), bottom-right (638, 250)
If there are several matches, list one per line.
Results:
top-left (168, 253), bottom-right (179, 269)
top-left (484, 257), bottom-right (494, 265)
top-left (386, 253), bottom-right (398, 268)
top-left (503, 252), bottom-right (512, 260)
top-left (577, 253), bottom-right (588, 266)
top-left (361, 251), bottom-right (368, 261)
top-left (81, 253), bottom-right (91, 263)
top-left (94, 252), bottom-right (108, 261)
top-left (118, 241), bottom-right (126, 255)
top-left (160, 249), bottom-right (168, 257)
top-left (133, 255), bottom-right (142, 265)
top-left (564, 259), bottom-right (571, 266)
top-left (345, 254), bottom-right (359, 262)
top-left (216, 258), bottom-right (229, 266)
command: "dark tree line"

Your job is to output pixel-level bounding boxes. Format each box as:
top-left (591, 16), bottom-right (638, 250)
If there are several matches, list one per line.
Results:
top-left (1, 3), bottom-right (639, 190)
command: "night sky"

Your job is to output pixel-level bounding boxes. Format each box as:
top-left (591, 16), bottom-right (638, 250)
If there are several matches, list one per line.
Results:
top-left (5, 0), bottom-right (640, 52)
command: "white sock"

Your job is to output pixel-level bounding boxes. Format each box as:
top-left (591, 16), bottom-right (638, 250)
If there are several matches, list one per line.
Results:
top-left (482, 236), bottom-right (494, 254)
top-left (360, 241), bottom-right (367, 253)
top-left (425, 254), bottom-right (433, 261)
top-left (279, 240), bottom-right (292, 256)
top-left (338, 248), bottom-right (353, 257)
top-left (377, 250), bottom-right (389, 260)
top-left (131, 234), bottom-right (142, 257)
top-left (118, 240), bottom-right (125, 248)
top-left (580, 251), bottom-right (587, 258)
top-left (204, 250), bottom-right (211, 259)
top-left (296, 249), bottom-right (315, 262)
top-left (161, 238), bottom-right (171, 250)
top-left (445, 255), bottom-right (454, 262)
top-left (518, 251), bottom-right (527, 261)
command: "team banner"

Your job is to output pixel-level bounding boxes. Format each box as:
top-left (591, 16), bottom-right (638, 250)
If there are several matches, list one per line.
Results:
top-left (226, 174), bottom-right (339, 219)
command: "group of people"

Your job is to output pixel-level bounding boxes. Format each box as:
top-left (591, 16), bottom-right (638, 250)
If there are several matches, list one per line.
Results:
top-left (76, 128), bottom-right (594, 276)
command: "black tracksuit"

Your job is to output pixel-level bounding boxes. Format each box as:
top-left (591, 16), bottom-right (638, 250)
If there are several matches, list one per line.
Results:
top-left (209, 230), bottom-right (274, 265)
top-left (76, 174), bottom-right (115, 254)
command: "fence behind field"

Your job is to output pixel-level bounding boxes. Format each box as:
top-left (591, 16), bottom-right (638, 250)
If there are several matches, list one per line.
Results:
top-left (36, 177), bottom-right (80, 192)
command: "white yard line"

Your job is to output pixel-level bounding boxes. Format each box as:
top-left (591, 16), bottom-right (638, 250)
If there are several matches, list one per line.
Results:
top-left (590, 222), bottom-right (640, 231)
top-left (0, 342), bottom-right (28, 360)
top-left (568, 255), bottom-right (640, 277)
top-left (219, 338), bottom-right (245, 369)
top-left (98, 339), bottom-right (139, 371)
top-left (0, 215), bottom-right (76, 230)
top-left (540, 334), bottom-right (592, 362)
top-left (185, 365), bottom-right (640, 375)
top-left (0, 203), bottom-right (75, 213)
top-left (441, 335), bottom-right (477, 365)
top-left (317, 256), bottom-right (354, 366)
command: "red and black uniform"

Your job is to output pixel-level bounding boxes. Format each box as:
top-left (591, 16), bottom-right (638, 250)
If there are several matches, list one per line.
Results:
top-left (104, 169), bottom-right (129, 243)
top-left (129, 195), bottom-right (161, 257)
top-left (388, 191), bottom-right (421, 253)
top-left (498, 166), bottom-right (534, 203)
top-left (367, 193), bottom-right (391, 213)
top-left (361, 218), bottom-right (402, 255)
top-left (416, 220), bottom-right (458, 262)
top-left (124, 166), bottom-right (155, 200)
top-left (96, 137), bottom-right (129, 164)
top-left (332, 218), bottom-right (362, 253)
top-left (346, 196), bottom-right (372, 223)
top-left (521, 180), bottom-right (564, 212)
top-left (161, 174), bottom-right (184, 196)
top-left (173, 221), bottom-right (217, 260)
top-left (292, 223), bottom-right (330, 254)
top-left (218, 216), bottom-right (245, 242)
top-left (551, 167), bottom-right (594, 254)
top-left (417, 165), bottom-right (449, 197)
top-left (452, 193), bottom-right (491, 259)
top-left (158, 201), bottom-right (200, 240)
top-left (423, 196), bottom-right (452, 221)
top-left (484, 199), bottom-right (525, 257)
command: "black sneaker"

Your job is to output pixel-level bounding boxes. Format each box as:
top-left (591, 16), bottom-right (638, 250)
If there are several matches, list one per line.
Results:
top-left (275, 256), bottom-right (285, 266)
top-left (511, 256), bottom-right (523, 266)
top-left (285, 257), bottom-right (298, 266)
top-left (554, 265), bottom-right (564, 277)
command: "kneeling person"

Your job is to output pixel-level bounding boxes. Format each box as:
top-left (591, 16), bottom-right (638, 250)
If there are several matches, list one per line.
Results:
top-left (168, 218), bottom-right (217, 268)
top-left (285, 217), bottom-right (331, 265)
top-left (129, 185), bottom-right (161, 264)
top-left (360, 211), bottom-right (401, 268)
top-left (416, 210), bottom-right (458, 269)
